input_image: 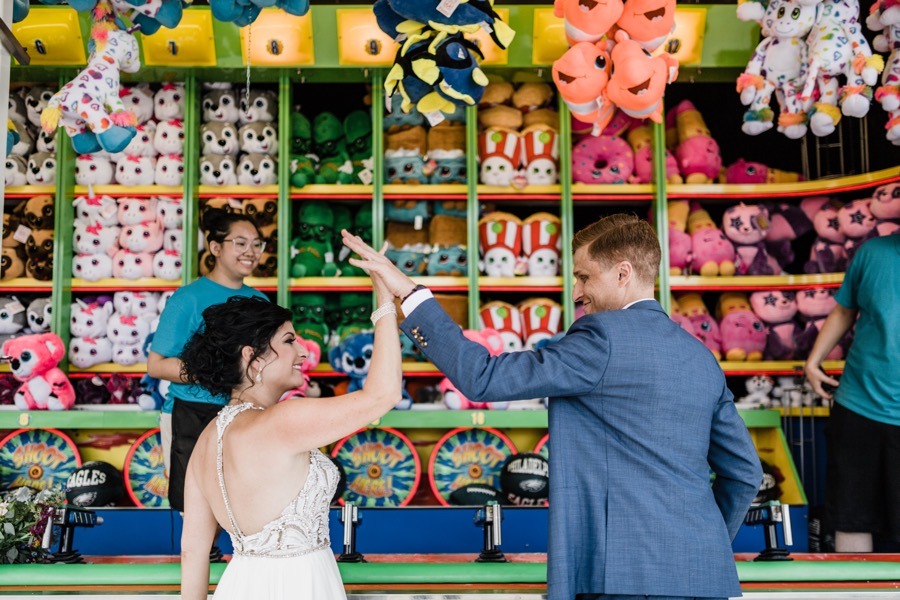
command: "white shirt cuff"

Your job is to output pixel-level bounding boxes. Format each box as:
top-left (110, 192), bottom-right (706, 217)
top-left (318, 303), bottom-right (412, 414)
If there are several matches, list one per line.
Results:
top-left (401, 288), bottom-right (434, 316)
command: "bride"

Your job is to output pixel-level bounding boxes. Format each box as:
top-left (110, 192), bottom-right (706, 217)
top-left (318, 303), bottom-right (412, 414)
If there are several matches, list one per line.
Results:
top-left (178, 258), bottom-right (401, 599)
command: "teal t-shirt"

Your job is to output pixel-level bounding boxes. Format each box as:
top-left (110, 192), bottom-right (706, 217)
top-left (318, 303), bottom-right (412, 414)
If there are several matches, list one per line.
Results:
top-left (833, 235), bottom-right (900, 425)
top-left (150, 277), bottom-right (268, 413)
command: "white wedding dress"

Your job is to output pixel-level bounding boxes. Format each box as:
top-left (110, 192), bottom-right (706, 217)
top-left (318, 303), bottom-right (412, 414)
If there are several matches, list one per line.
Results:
top-left (212, 403), bottom-right (347, 599)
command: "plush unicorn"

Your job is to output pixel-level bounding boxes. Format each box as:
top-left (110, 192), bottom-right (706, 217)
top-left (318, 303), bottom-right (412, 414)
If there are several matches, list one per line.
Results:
top-left (41, 19), bottom-right (141, 155)
top-left (869, 0), bottom-right (900, 143)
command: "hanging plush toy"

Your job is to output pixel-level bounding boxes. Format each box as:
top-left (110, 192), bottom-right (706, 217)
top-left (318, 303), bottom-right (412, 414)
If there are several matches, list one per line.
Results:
top-left (552, 41), bottom-right (615, 135)
top-left (605, 30), bottom-right (678, 123)
top-left (801, 0), bottom-right (884, 137)
top-left (374, 0), bottom-right (515, 50)
top-left (554, 0), bottom-right (624, 45)
top-left (737, 0), bottom-right (817, 139)
top-left (868, 1), bottom-right (900, 143)
top-left (611, 0), bottom-right (678, 52)
top-left (41, 7), bottom-right (141, 155)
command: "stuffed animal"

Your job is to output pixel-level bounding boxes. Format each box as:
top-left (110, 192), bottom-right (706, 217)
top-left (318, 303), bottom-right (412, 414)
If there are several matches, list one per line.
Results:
top-left (521, 213), bottom-right (562, 276)
top-left (2, 333), bottom-right (75, 410)
top-left (74, 221), bottom-right (120, 257)
top-left (69, 335), bottom-right (114, 369)
top-left (237, 153), bottom-right (278, 186)
top-left (202, 88), bottom-right (240, 123)
top-left (750, 290), bottom-right (801, 360)
top-left (330, 292), bottom-right (372, 343)
top-left (117, 197), bottom-right (158, 226)
top-left (239, 89), bottom-right (277, 125)
top-left (41, 19), bottom-right (141, 154)
top-left (9, 122), bottom-right (33, 157)
top-left (35, 128), bottom-right (56, 155)
top-left (837, 198), bottom-right (878, 261)
top-left (722, 203), bottom-right (780, 275)
top-left (113, 290), bottom-right (159, 318)
top-left (290, 201), bottom-right (338, 277)
top-left (115, 155), bottom-right (156, 186)
top-left (22, 195), bottom-right (54, 231)
top-left (75, 154), bottom-right (115, 186)
top-left (113, 342), bottom-right (147, 366)
top-left (344, 110), bottom-right (373, 184)
top-left (737, 0), bottom-right (817, 139)
top-left (374, 0), bottom-right (515, 50)
top-left (119, 83), bottom-right (155, 125)
top-left (804, 198), bottom-right (848, 273)
top-left (554, 0), bottom-right (623, 45)
top-left (112, 249), bottom-right (154, 279)
top-left (676, 292), bottom-right (723, 359)
top-left (153, 119), bottom-right (184, 155)
top-left (26, 152), bottom-right (56, 185)
top-left (627, 124), bottom-right (681, 184)
top-left (119, 221), bottom-right (163, 254)
top-left (871, 182), bottom-right (900, 233)
top-left (25, 230), bottom-right (54, 279)
top-left (0, 296), bottom-right (28, 346)
top-left (73, 253), bottom-right (114, 281)
top-left (154, 154), bottom-right (183, 186)
top-left (201, 121), bottom-right (239, 156)
top-left (801, 0), bottom-right (883, 137)
top-left (612, 0), bottom-right (677, 52)
top-left (440, 328), bottom-right (505, 410)
top-left (427, 123), bottom-right (467, 184)
top-left (73, 195), bottom-right (116, 227)
top-left (735, 375), bottom-right (775, 409)
top-left (239, 122), bottom-right (278, 156)
top-left (519, 298), bottom-right (564, 350)
top-left (479, 212), bottom-right (524, 277)
top-left (289, 113), bottom-right (317, 187)
top-left (794, 287), bottom-right (849, 359)
top-left (106, 312), bottom-right (150, 349)
top-left (24, 86), bottom-right (55, 129)
top-left (520, 126), bottom-right (559, 186)
top-left (572, 135), bottom-right (634, 184)
top-left (719, 158), bottom-right (803, 184)
top-left (479, 301), bottom-right (524, 352)
top-left (111, 121), bottom-right (157, 162)
top-left (717, 292), bottom-right (767, 361)
top-left (291, 293), bottom-right (330, 356)
top-left (328, 332), bottom-right (372, 394)
top-left (386, 244), bottom-right (429, 276)
top-left (478, 128), bottom-right (522, 186)
top-left (5, 155), bottom-right (27, 186)
top-left (154, 83), bottom-right (185, 121)
top-left (552, 41), bottom-right (615, 134)
top-left (1, 248), bottom-right (25, 280)
top-left (312, 113), bottom-right (353, 184)
top-left (763, 200), bottom-right (818, 267)
top-left (667, 200), bottom-right (692, 275)
top-left (772, 376), bottom-right (818, 407)
top-left (669, 295), bottom-right (697, 337)
top-left (200, 154), bottom-right (238, 185)
top-left (606, 30), bottom-right (678, 123)
top-left (70, 299), bottom-right (113, 338)
top-left (669, 101), bottom-right (723, 185)
top-left (869, 2), bottom-right (900, 143)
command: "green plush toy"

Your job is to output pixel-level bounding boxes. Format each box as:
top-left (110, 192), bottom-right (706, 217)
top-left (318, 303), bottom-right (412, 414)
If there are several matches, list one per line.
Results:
top-left (331, 291), bottom-right (372, 343)
top-left (337, 203), bottom-right (373, 277)
top-left (343, 110), bottom-right (374, 185)
top-left (290, 113), bottom-right (318, 188)
top-left (291, 292), bottom-right (331, 355)
top-left (290, 201), bottom-right (339, 277)
top-left (313, 113), bottom-right (354, 184)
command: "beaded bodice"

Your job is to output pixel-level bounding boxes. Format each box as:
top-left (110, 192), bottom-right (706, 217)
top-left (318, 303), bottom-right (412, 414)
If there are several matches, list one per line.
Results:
top-left (216, 403), bottom-right (339, 558)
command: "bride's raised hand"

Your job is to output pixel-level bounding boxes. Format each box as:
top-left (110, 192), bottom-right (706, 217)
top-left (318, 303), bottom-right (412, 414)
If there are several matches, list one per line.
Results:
top-left (342, 230), bottom-right (417, 300)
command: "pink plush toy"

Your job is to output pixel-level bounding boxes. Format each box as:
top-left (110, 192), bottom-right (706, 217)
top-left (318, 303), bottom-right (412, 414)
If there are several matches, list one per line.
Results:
top-left (671, 100), bottom-right (721, 184)
top-left (722, 202), bottom-right (781, 275)
top-left (2, 333), bottom-right (76, 410)
top-left (871, 182), bottom-right (900, 235)
top-left (717, 292), bottom-right (767, 362)
top-left (112, 249), bottom-right (154, 279)
top-left (795, 287), bottom-right (849, 360)
top-left (117, 197), bottom-right (159, 226)
top-left (837, 198), bottom-right (878, 262)
top-left (627, 124), bottom-right (681, 184)
top-left (667, 200), bottom-right (692, 275)
top-left (764, 199), bottom-right (821, 267)
top-left (750, 290), bottom-right (800, 360)
top-left (676, 292), bottom-right (723, 359)
top-left (572, 135), bottom-right (634, 184)
top-left (720, 159), bottom-right (803, 184)
top-left (119, 220), bottom-right (164, 254)
top-left (687, 203), bottom-right (736, 277)
top-left (441, 328), bottom-right (505, 410)
top-left (804, 198), bottom-right (848, 273)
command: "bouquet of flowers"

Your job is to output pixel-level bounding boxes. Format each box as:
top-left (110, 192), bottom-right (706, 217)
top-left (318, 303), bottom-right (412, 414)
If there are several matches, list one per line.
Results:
top-left (0, 487), bottom-right (65, 564)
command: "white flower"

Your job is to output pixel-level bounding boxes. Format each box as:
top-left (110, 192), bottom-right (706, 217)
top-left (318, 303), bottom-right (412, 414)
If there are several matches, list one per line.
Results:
top-left (0, 502), bottom-right (8, 518)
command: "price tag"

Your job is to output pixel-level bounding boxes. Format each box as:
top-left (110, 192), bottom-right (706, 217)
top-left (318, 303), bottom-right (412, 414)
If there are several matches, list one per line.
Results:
top-left (357, 168), bottom-right (373, 185)
top-left (13, 225), bottom-right (32, 244)
top-left (436, 0), bottom-right (461, 18)
top-left (424, 111), bottom-right (446, 127)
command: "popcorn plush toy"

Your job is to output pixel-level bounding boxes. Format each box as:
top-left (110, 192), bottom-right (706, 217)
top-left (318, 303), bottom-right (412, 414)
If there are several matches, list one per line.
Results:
top-left (2, 333), bottom-right (76, 410)
top-left (521, 212), bottom-right (562, 276)
top-left (520, 126), bottom-right (560, 185)
top-left (479, 301), bottom-right (524, 352)
top-left (478, 128), bottom-right (522, 186)
top-left (479, 212), bottom-right (524, 277)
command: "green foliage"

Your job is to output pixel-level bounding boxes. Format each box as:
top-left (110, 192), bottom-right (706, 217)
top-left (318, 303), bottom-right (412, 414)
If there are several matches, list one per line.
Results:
top-left (0, 487), bottom-right (65, 564)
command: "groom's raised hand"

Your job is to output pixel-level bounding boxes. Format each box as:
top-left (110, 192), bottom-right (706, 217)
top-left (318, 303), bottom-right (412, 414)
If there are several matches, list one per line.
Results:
top-left (341, 230), bottom-right (418, 299)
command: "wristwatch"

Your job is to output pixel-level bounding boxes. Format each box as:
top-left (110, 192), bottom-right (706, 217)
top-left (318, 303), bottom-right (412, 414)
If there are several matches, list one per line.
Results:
top-left (401, 284), bottom-right (427, 303)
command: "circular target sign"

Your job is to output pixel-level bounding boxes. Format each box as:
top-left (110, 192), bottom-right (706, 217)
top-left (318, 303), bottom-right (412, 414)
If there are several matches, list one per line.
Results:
top-left (0, 428), bottom-right (82, 492)
top-left (124, 428), bottom-right (169, 508)
top-left (429, 427), bottom-right (517, 506)
top-left (331, 427), bottom-right (421, 507)
top-left (534, 433), bottom-right (549, 460)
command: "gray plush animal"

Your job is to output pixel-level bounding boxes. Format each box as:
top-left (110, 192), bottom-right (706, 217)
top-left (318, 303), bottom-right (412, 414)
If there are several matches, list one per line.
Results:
top-left (26, 297), bottom-right (52, 333)
top-left (35, 128), bottom-right (56, 154)
top-left (10, 122), bottom-right (34, 157)
top-left (237, 153), bottom-right (277, 186)
top-left (24, 86), bottom-right (55, 128)
top-left (202, 89), bottom-right (240, 123)
top-left (26, 152), bottom-right (56, 185)
top-left (201, 122), bottom-right (239, 156)
top-left (5, 155), bottom-right (27, 187)
top-left (199, 154), bottom-right (238, 186)
top-left (238, 122), bottom-right (278, 155)
top-left (8, 94), bottom-right (27, 125)
top-left (239, 90), bottom-right (277, 125)
top-left (0, 296), bottom-right (28, 346)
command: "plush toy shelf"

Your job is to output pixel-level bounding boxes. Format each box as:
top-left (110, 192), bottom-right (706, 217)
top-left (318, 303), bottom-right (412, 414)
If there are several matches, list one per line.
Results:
top-left (73, 185), bottom-right (184, 198)
top-left (477, 185), bottom-right (562, 199)
top-left (0, 278), bottom-right (53, 292)
top-left (775, 406), bottom-right (832, 417)
top-left (571, 184), bottom-right (655, 200)
top-left (666, 166), bottom-right (900, 199)
top-left (479, 277), bottom-right (564, 292)
top-left (243, 277), bottom-right (278, 292)
top-left (312, 362), bottom-right (441, 378)
top-left (382, 184), bottom-right (466, 198)
top-left (4, 185), bottom-right (55, 196)
top-left (71, 278), bottom-right (180, 291)
top-left (719, 361), bottom-right (844, 376)
top-left (68, 363), bottom-right (148, 374)
top-left (290, 185), bottom-right (373, 199)
top-left (0, 409), bottom-right (160, 430)
top-left (289, 277), bottom-right (371, 291)
top-left (197, 185), bottom-right (278, 198)
top-left (670, 274), bottom-right (845, 291)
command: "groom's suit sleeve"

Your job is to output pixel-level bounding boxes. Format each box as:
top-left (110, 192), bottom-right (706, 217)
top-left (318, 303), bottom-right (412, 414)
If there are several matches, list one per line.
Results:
top-left (400, 297), bottom-right (610, 402)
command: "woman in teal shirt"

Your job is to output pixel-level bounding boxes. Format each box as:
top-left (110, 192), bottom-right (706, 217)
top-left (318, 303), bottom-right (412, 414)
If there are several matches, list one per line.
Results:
top-left (148, 208), bottom-right (268, 513)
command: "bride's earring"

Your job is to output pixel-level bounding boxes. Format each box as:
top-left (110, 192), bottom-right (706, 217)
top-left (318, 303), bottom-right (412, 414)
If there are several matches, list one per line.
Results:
top-left (255, 369), bottom-right (262, 384)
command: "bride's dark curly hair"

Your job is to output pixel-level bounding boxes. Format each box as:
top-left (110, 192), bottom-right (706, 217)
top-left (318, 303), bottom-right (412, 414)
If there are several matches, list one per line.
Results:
top-left (180, 296), bottom-right (292, 398)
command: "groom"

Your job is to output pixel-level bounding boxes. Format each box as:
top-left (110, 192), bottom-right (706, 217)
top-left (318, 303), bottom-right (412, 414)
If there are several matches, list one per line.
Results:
top-left (343, 213), bottom-right (761, 600)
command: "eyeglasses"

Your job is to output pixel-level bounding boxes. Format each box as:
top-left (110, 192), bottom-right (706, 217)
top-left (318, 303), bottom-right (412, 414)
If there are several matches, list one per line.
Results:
top-left (222, 237), bottom-right (266, 254)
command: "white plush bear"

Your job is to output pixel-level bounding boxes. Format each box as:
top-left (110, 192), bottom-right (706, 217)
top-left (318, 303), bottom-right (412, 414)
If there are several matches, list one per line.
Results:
top-left (115, 155), bottom-right (156, 186)
top-left (75, 154), bottom-right (115, 186)
top-left (113, 342), bottom-right (148, 366)
top-left (201, 122), bottom-right (239, 156)
top-left (202, 88), bottom-right (240, 123)
top-left (72, 253), bottom-right (114, 281)
top-left (35, 128), bottom-right (56, 154)
top-left (74, 221), bottom-right (121, 255)
top-left (199, 154), bottom-right (238, 185)
top-left (24, 86), bottom-right (55, 128)
top-left (237, 153), bottom-right (277, 186)
top-left (153, 119), bottom-right (184, 155)
top-left (119, 83), bottom-right (155, 124)
top-left (26, 152), bottom-right (56, 185)
top-left (117, 197), bottom-right (159, 226)
top-left (154, 83), bottom-right (185, 121)
top-left (156, 196), bottom-right (183, 229)
top-left (69, 336), bottom-right (114, 368)
top-left (5, 155), bottom-right (27, 186)
top-left (239, 89), bottom-right (277, 124)
top-left (163, 228), bottom-right (183, 252)
top-left (112, 249), bottom-right (154, 279)
top-left (113, 291), bottom-right (160, 319)
top-left (69, 299), bottom-right (114, 338)
top-left (119, 220), bottom-right (164, 254)
top-left (772, 376), bottom-right (818, 407)
top-left (239, 122), bottom-right (278, 155)
top-left (155, 154), bottom-right (184, 186)
top-left (110, 120), bottom-right (158, 162)
top-left (153, 248), bottom-right (182, 280)
top-left (74, 195), bottom-right (118, 226)
top-left (107, 311), bottom-right (151, 346)
top-left (736, 375), bottom-right (775, 408)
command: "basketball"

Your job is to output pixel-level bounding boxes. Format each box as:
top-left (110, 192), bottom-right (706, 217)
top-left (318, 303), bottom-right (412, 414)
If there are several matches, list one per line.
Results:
top-left (66, 461), bottom-right (124, 507)
top-left (449, 483), bottom-right (504, 506)
top-left (500, 452), bottom-right (549, 505)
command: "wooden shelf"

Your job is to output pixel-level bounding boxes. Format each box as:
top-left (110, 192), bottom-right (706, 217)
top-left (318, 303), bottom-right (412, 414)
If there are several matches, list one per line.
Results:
top-left (68, 363), bottom-right (148, 374)
top-left (312, 362), bottom-right (441, 377)
top-left (720, 361), bottom-right (843, 376)
top-left (383, 184), bottom-right (465, 197)
top-left (671, 273), bottom-right (844, 291)
top-left (4, 185), bottom-right (55, 196)
top-left (73, 185), bottom-right (183, 197)
top-left (290, 185), bottom-right (373, 199)
top-left (72, 278), bottom-right (179, 291)
top-left (572, 183), bottom-right (654, 200)
top-left (479, 277), bottom-right (563, 291)
top-left (198, 185), bottom-right (278, 197)
top-left (667, 167), bottom-right (899, 199)
top-left (0, 278), bottom-right (53, 291)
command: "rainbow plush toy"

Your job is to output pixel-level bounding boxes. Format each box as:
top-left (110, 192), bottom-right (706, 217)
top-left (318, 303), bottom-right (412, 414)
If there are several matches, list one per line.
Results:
top-left (868, 0), bottom-right (900, 144)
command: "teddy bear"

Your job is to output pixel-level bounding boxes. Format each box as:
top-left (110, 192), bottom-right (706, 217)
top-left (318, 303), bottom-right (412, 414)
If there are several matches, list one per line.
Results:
top-left (521, 212), bottom-right (561, 277)
top-left (153, 119), bottom-right (184, 156)
top-left (111, 121), bottom-right (157, 162)
top-left (479, 212), bottom-right (524, 277)
top-left (440, 328), bottom-right (506, 410)
top-left (716, 291), bottom-right (767, 361)
top-left (687, 203), bottom-right (736, 276)
top-left (5, 154), bottom-right (27, 187)
top-left (154, 83), bottom-right (185, 121)
top-left (290, 201), bottom-right (338, 277)
top-left (479, 301), bottom-right (524, 352)
top-left (200, 154), bottom-right (238, 185)
top-left (750, 290), bottom-right (801, 360)
top-left (237, 153), bottom-right (277, 186)
top-left (2, 333), bottom-right (75, 410)
top-left (239, 89), bottom-right (277, 125)
top-left (0, 296), bottom-right (28, 346)
top-left (722, 202), bottom-right (781, 275)
top-left (676, 292), bottom-right (723, 359)
top-left (202, 88), bottom-right (241, 123)
top-left (239, 122), bottom-right (278, 156)
top-left (201, 121), bottom-right (239, 157)
top-left (69, 336), bottom-right (114, 369)
top-left (735, 375), bottom-right (775, 409)
top-left (75, 154), bottom-right (116, 186)
top-left (837, 198), bottom-right (878, 262)
top-left (804, 198), bottom-right (848, 273)
top-left (26, 152), bottom-right (56, 185)
top-left (115, 155), bottom-right (156, 186)
top-left (73, 254), bottom-right (114, 281)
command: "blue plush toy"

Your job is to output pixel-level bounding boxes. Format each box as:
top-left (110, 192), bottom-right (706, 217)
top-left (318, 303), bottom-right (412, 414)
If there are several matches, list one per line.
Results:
top-left (6, 122), bottom-right (20, 157)
top-left (209, 0), bottom-right (309, 26)
top-left (384, 94), bottom-right (426, 131)
top-left (433, 201), bottom-right (468, 219)
top-left (386, 245), bottom-right (429, 276)
top-left (384, 153), bottom-right (427, 184)
top-left (429, 154), bottom-right (466, 184)
top-left (330, 332), bottom-right (412, 408)
top-left (374, 0), bottom-right (515, 50)
top-left (13, 0), bottom-right (29, 22)
top-left (426, 245), bottom-right (468, 276)
top-left (385, 199), bottom-right (430, 222)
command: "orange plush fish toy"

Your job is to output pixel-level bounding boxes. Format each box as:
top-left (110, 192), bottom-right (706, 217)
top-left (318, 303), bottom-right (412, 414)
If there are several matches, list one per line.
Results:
top-left (554, 0), bottom-right (624, 46)
top-left (612, 0), bottom-right (677, 52)
top-left (552, 41), bottom-right (616, 134)
top-left (605, 30), bottom-right (678, 123)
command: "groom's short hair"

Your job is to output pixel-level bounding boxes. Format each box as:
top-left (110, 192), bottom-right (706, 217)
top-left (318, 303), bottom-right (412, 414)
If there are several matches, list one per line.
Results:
top-left (572, 214), bottom-right (661, 286)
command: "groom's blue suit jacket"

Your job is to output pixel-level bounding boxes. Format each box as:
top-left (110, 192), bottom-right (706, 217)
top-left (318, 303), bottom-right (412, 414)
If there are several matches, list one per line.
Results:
top-left (401, 298), bottom-right (762, 599)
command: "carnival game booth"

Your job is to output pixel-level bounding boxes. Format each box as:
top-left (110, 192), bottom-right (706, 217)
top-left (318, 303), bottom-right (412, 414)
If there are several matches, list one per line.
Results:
top-left (2, 0), bottom-right (900, 596)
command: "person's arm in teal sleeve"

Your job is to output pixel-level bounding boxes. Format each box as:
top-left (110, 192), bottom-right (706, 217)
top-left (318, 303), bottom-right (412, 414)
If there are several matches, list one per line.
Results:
top-left (147, 292), bottom-right (194, 383)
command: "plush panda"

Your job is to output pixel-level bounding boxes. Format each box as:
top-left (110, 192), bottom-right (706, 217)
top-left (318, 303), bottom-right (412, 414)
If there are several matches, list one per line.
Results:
top-left (1, 247), bottom-right (25, 280)
top-left (119, 221), bottom-right (163, 254)
top-left (155, 154), bottom-right (184, 186)
top-left (202, 88), bottom-right (240, 123)
top-left (154, 83), bottom-right (185, 121)
top-left (112, 249), bottom-right (154, 279)
top-left (24, 86), bottom-right (55, 128)
top-left (72, 253), bottom-right (114, 282)
top-left (156, 196), bottom-right (183, 229)
top-left (75, 154), bottom-right (115, 186)
top-left (200, 122), bottom-right (239, 156)
top-left (237, 153), bottom-right (277, 186)
top-left (119, 83), bottom-right (155, 124)
top-left (239, 122), bottom-right (278, 155)
top-left (111, 121), bottom-right (157, 162)
top-left (70, 299), bottom-right (113, 338)
top-left (163, 228), bottom-right (183, 252)
top-left (4, 155), bottom-right (27, 186)
top-left (117, 197), bottom-right (158, 226)
top-left (26, 152), bottom-right (56, 185)
top-left (200, 154), bottom-right (238, 185)
top-left (69, 336), bottom-right (114, 368)
top-left (153, 119), bottom-right (184, 155)
top-left (239, 89), bottom-right (278, 125)
top-left (24, 195), bottom-right (55, 230)
top-left (26, 298), bottom-right (52, 334)
top-left (113, 342), bottom-right (147, 366)
top-left (73, 195), bottom-right (118, 226)
top-left (8, 94), bottom-right (26, 125)
top-left (10, 122), bottom-right (34, 156)
top-left (35, 128), bottom-right (56, 154)
top-left (74, 221), bottom-right (120, 255)
top-left (153, 248), bottom-right (182, 280)
top-left (115, 155), bottom-right (156, 186)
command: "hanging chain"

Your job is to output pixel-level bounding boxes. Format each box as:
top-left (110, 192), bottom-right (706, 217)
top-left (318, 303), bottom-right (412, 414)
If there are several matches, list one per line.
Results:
top-left (245, 23), bottom-right (252, 109)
